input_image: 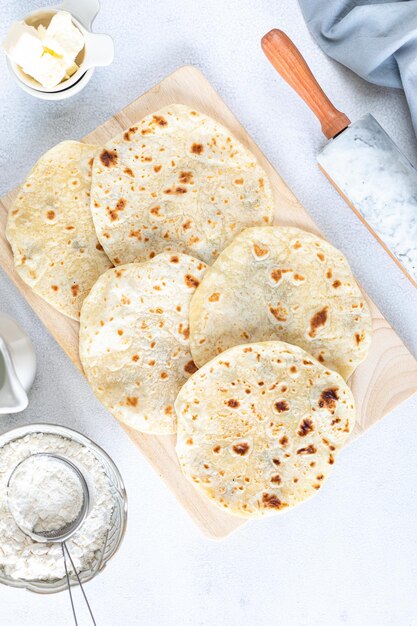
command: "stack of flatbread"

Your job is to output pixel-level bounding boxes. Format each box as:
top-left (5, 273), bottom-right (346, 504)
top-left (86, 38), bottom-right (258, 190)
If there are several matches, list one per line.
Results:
top-left (7, 103), bottom-right (372, 519)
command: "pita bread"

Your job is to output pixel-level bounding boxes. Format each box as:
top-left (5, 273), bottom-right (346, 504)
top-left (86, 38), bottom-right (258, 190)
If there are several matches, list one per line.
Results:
top-left (175, 341), bottom-right (355, 518)
top-left (189, 226), bottom-right (372, 379)
top-left (79, 253), bottom-right (207, 434)
top-left (6, 141), bottom-right (112, 319)
top-left (90, 104), bottom-right (274, 265)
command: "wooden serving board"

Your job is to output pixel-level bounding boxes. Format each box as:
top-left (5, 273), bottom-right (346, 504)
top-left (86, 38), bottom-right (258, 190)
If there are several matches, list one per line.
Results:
top-left (1, 66), bottom-right (417, 539)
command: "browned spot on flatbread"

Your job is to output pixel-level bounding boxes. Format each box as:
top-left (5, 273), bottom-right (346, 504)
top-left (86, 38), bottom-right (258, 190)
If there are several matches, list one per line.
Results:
top-left (124, 127), bottom-right (138, 141)
top-left (262, 493), bottom-right (286, 510)
top-left (124, 167), bottom-right (134, 177)
top-left (132, 354), bottom-right (139, 362)
top-left (270, 474), bottom-right (281, 484)
top-left (232, 442), bottom-right (249, 455)
top-left (51, 285), bottom-right (59, 291)
top-left (178, 323), bottom-right (190, 339)
top-left (298, 417), bottom-right (314, 437)
top-left (297, 444), bottom-right (317, 455)
top-left (191, 143), bottom-right (203, 154)
top-left (226, 399), bottom-right (240, 408)
top-left (309, 306), bottom-right (328, 338)
top-left (317, 252), bottom-right (325, 261)
top-left (213, 445), bottom-right (221, 453)
top-left (150, 206), bottom-right (160, 216)
top-left (355, 331), bottom-right (365, 345)
top-left (184, 360), bottom-right (198, 374)
top-left (253, 244), bottom-right (268, 257)
top-left (153, 165), bottom-right (162, 173)
top-left (279, 435), bottom-right (289, 447)
top-left (100, 149), bottom-right (117, 167)
top-left (209, 292), bottom-right (220, 302)
top-left (333, 280), bottom-right (341, 288)
top-left (152, 115), bottom-right (167, 126)
top-left (95, 243), bottom-right (103, 251)
top-left (107, 198), bottom-right (126, 222)
top-left (126, 397), bottom-right (138, 407)
top-left (70, 284), bottom-right (79, 297)
top-left (164, 405), bottom-right (173, 415)
top-left (234, 178), bottom-right (244, 184)
top-left (275, 400), bottom-right (289, 413)
top-left (269, 304), bottom-right (287, 322)
top-left (318, 388), bottom-right (339, 412)
top-left (164, 186), bottom-right (187, 195)
top-left (184, 274), bottom-right (199, 288)
top-left (46, 210), bottom-right (55, 220)
top-left (270, 268), bottom-right (291, 283)
top-left (179, 171), bottom-right (193, 184)
top-left (170, 255), bottom-right (179, 263)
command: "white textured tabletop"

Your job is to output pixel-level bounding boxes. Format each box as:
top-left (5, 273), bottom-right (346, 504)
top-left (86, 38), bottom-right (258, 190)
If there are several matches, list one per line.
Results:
top-left (1, 1), bottom-right (417, 625)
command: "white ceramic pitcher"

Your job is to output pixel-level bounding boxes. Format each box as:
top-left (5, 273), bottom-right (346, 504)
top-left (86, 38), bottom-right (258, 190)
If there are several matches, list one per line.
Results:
top-left (0, 315), bottom-right (36, 414)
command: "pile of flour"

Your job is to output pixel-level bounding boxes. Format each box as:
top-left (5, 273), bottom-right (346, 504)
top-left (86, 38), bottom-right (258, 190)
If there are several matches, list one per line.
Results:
top-left (0, 432), bottom-right (115, 581)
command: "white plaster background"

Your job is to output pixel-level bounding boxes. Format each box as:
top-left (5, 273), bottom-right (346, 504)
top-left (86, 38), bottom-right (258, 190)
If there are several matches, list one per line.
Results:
top-left (0, 1), bottom-right (416, 624)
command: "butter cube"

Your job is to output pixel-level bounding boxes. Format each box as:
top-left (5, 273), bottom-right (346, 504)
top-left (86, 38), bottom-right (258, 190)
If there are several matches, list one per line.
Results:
top-left (3, 22), bottom-right (44, 69)
top-left (42, 11), bottom-right (84, 67)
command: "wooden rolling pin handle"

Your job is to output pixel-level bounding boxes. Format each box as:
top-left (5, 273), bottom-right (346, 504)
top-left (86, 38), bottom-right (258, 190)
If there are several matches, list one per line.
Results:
top-left (261, 29), bottom-right (351, 139)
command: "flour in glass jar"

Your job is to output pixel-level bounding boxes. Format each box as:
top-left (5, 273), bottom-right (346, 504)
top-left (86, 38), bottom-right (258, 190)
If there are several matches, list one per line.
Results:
top-left (0, 432), bottom-right (114, 581)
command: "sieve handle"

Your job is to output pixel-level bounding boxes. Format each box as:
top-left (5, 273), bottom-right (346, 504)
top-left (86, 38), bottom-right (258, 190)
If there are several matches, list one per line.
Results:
top-left (62, 542), bottom-right (97, 626)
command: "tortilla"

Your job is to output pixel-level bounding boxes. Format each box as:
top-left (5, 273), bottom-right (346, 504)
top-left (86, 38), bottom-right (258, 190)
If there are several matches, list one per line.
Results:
top-left (79, 253), bottom-right (207, 434)
top-left (90, 104), bottom-right (274, 266)
top-left (6, 141), bottom-right (112, 320)
top-left (189, 226), bottom-right (372, 379)
top-left (175, 341), bottom-right (355, 518)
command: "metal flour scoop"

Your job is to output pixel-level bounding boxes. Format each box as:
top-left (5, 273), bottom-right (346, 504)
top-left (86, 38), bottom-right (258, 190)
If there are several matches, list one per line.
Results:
top-left (262, 29), bottom-right (417, 289)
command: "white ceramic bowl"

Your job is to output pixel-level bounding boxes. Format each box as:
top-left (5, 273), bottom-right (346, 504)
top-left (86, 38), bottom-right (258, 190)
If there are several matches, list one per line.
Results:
top-left (6, 0), bottom-right (113, 100)
top-left (0, 424), bottom-right (127, 594)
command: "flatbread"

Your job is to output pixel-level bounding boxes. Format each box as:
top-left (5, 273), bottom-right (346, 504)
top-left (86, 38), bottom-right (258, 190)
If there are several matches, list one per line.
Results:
top-left (79, 253), bottom-right (207, 434)
top-left (189, 226), bottom-right (372, 379)
top-left (175, 341), bottom-right (355, 518)
top-left (6, 141), bottom-right (112, 320)
top-left (90, 104), bottom-right (274, 265)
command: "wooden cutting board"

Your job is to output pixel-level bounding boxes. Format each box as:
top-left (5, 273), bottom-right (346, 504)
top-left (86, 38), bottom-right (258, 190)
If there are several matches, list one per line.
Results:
top-left (1, 66), bottom-right (416, 539)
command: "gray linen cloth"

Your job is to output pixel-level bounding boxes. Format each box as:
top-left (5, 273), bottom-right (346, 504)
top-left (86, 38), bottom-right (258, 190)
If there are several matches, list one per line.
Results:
top-left (298, 0), bottom-right (417, 134)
